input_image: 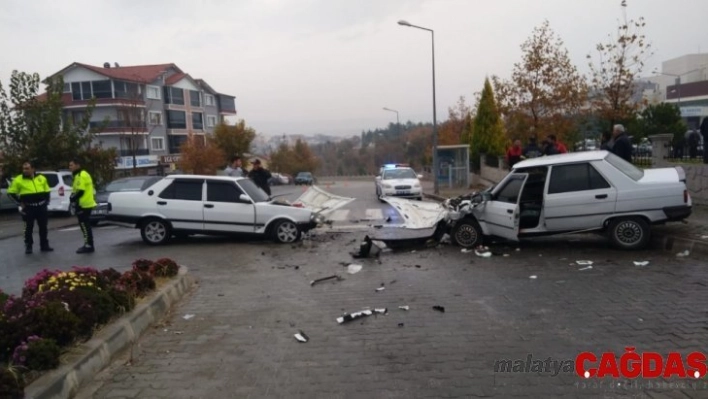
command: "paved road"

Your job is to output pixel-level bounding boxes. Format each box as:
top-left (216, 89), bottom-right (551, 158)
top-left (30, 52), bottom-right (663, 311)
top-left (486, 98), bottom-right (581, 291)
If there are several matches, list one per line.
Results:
top-left (2, 180), bottom-right (707, 397)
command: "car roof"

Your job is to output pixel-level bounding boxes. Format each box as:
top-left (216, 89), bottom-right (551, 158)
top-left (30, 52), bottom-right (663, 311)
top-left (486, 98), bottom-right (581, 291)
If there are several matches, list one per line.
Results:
top-left (513, 151), bottom-right (608, 169)
top-left (165, 174), bottom-right (247, 182)
top-left (38, 170), bottom-right (72, 175)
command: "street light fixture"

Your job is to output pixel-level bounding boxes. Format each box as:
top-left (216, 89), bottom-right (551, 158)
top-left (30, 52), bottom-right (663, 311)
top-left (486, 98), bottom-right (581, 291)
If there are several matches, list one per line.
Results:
top-left (382, 107), bottom-right (400, 134)
top-left (398, 19), bottom-right (439, 195)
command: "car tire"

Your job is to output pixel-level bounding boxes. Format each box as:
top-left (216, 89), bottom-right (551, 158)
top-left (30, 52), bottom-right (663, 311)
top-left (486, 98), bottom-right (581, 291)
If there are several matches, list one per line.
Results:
top-left (271, 219), bottom-right (301, 244)
top-left (608, 217), bottom-right (650, 250)
top-left (140, 218), bottom-right (171, 245)
top-left (451, 217), bottom-right (483, 248)
top-left (90, 220), bottom-right (100, 227)
top-left (417, 197), bottom-right (423, 201)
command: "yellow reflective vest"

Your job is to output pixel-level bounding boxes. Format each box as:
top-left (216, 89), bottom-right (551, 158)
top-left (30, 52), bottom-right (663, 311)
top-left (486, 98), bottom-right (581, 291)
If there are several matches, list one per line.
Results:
top-left (72, 170), bottom-right (97, 209)
top-left (7, 174), bottom-right (50, 206)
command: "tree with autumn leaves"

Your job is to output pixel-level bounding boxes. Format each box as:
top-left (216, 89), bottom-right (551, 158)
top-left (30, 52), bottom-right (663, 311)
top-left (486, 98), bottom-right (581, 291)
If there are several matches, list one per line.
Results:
top-left (177, 133), bottom-right (225, 175)
top-left (269, 139), bottom-right (320, 176)
top-left (493, 20), bottom-right (587, 145)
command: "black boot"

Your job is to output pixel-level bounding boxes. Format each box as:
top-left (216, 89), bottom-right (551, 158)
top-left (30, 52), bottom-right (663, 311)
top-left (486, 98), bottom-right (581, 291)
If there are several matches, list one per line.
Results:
top-left (76, 245), bottom-right (94, 254)
top-left (25, 245), bottom-right (32, 254)
top-left (40, 245), bottom-right (54, 252)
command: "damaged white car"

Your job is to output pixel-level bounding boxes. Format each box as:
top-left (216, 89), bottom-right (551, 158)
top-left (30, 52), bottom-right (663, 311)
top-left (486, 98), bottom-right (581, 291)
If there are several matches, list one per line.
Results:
top-left (106, 175), bottom-right (353, 245)
top-left (384, 151), bottom-right (692, 250)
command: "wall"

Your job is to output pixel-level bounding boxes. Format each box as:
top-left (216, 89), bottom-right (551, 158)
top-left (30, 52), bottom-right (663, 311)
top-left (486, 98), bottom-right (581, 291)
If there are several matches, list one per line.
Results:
top-left (479, 154), bottom-right (507, 184)
top-left (654, 160), bottom-right (708, 205)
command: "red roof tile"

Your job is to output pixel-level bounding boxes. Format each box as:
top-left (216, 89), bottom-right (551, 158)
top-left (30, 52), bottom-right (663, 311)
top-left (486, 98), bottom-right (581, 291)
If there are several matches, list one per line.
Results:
top-left (164, 73), bottom-right (187, 85)
top-left (63, 63), bottom-right (180, 84)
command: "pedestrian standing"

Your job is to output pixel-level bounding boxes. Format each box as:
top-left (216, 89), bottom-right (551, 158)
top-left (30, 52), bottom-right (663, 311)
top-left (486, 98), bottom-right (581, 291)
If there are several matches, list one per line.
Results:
top-left (548, 134), bottom-right (568, 154)
top-left (522, 137), bottom-right (542, 159)
top-left (224, 156), bottom-right (246, 177)
top-left (700, 117), bottom-right (708, 164)
top-left (7, 161), bottom-right (53, 254)
top-left (600, 131), bottom-right (614, 151)
top-left (609, 124), bottom-right (633, 163)
top-left (542, 136), bottom-right (560, 156)
top-left (248, 159), bottom-right (272, 196)
top-left (505, 139), bottom-right (523, 168)
top-left (69, 158), bottom-right (97, 254)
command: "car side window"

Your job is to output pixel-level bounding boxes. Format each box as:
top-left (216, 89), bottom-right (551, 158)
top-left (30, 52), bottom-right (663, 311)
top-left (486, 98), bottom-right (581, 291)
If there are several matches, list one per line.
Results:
top-left (159, 180), bottom-right (203, 201)
top-left (548, 164), bottom-right (610, 194)
top-left (62, 174), bottom-right (73, 187)
top-left (207, 181), bottom-right (243, 203)
top-left (41, 174), bottom-right (59, 188)
top-left (494, 176), bottom-right (525, 204)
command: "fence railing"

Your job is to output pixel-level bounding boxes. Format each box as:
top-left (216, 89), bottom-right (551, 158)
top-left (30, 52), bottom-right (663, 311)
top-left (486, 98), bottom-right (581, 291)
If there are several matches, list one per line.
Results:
top-left (664, 143), bottom-right (705, 163)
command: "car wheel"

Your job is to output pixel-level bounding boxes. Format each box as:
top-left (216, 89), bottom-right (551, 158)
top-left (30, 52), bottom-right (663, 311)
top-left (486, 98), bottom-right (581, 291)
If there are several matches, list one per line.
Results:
top-left (140, 218), bottom-right (171, 245)
top-left (608, 217), bottom-right (650, 250)
top-left (451, 218), bottom-right (483, 248)
top-left (271, 219), bottom-right (301, 243)
top-left (417, 197), bottom-right (423, 201)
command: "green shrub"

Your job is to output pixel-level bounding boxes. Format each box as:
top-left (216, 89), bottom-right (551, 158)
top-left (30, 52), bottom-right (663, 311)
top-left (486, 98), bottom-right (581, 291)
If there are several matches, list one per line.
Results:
top-left (108, 287), bottom-right (136, 314)
top-left (40, 288), bottom-right (116, 339)
top-left (119, 270), bottom-right (156, 298)
top-left (25, 338), bottom-right (61, 371)
top-left (24, 301), bottom-right (81, 347)
top-left (150, 258), bottom-right (180, 278)
top-left (0, 365), bottom-right (24, 399)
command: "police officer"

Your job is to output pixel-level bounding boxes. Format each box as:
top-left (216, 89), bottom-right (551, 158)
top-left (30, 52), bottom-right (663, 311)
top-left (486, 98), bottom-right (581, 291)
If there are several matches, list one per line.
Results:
top-left (7, 161), bottom-right (53, 254)
top-left (69, 158), bottom-right (97, 254)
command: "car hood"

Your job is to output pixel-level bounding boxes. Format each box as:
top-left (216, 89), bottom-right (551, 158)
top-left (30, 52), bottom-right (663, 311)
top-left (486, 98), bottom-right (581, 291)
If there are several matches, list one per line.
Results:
top-left (638, 167), bottom-right (684, 184)
top-left (381, 197), bottom-right (447, 229)
top-left (292, 185), bottom-right (354, 215)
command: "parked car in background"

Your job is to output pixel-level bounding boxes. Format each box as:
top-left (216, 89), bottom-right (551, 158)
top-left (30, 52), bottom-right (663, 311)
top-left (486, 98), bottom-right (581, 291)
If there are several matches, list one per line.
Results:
top-left (294, 172), bottom-right (316, 185)
top-left (91, 175), bottom-right (163, 225)
top-left (269, 173), bottom-right (290, 186)
top-left (384, 151), bottom-right (691, 251)
top-left (1, 177), bottom-right (16, 211)
top-left (38, 171), bottom-right (74, 215)
top-left (106, 175), bottom-right (353, 245)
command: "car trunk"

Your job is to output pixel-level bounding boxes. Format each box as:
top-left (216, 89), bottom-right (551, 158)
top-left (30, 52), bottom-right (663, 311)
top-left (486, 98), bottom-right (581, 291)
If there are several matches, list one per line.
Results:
top-left (638, 166), bottom-right (684, 184)
top-left (381, 197), bottom-right (448, 229)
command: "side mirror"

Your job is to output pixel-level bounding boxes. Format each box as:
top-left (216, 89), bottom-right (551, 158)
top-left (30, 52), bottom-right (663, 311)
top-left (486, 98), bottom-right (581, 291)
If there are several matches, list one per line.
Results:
top-left (239, 194), bottom-right (252, 203)
top-left (481, 192), bottom-right (492, 202)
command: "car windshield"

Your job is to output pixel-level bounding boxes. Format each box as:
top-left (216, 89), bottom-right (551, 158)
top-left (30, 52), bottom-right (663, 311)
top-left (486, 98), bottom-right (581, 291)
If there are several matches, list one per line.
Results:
top-left (383, 169), bottom-right (416, 180)
top-left (297, 172), bottom-right (312, 178)
top-left (238, 178), bottom-right (270, 202)
top-left (104, 178), bottom-right (155, 192)
top-left (604, 152), bottom-right (644, 181)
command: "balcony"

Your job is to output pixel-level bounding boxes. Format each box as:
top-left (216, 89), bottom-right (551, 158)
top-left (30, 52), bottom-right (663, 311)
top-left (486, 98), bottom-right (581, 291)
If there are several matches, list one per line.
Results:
top-left (89, 120), bottom-right (148, 134)
top-left (118, 149), bottom-right (150, 157)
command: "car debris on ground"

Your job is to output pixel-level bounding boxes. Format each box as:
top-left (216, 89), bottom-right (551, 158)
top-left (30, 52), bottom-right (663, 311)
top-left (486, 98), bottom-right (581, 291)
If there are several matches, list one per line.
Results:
top-left (398, 305), bottom-right (410, 311)
top-left (677, 250), bottom-right (690, 257)
top-left (578, 266), bottom-right (593, 271)
top-left (432, 306), bottom-right (445, 313)
top-left (183, 314), bottom-right (195, 320)
top-left (576, 260), bottom-right (593, 266)
top-left (633, 261), bottom-right (650, 267)
top-left (310, 275), bottom-right (342, 286)
top-left (337, 308), bottom-right (388, 324)
top-left (294, 330), bottom-right (309, 343)
top-left (347, 264), bottom-right (363, 274)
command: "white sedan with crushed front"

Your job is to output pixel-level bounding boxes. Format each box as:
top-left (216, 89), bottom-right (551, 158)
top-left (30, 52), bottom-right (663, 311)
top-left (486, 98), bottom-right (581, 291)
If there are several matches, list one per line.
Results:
top-left (106, 175), bottom-right (353, 245)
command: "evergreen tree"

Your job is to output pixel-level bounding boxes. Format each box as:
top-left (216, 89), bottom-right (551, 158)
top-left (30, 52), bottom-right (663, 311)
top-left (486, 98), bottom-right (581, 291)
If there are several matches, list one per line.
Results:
top-left (471, 78), bottom-right (507, 161)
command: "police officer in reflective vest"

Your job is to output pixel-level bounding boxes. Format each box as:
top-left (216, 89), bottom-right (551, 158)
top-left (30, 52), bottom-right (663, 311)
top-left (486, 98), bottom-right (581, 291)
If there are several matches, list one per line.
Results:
top-left (69, 158), bottom-right (97, 254)
top-left (7, 161), bottom-right (53, 254)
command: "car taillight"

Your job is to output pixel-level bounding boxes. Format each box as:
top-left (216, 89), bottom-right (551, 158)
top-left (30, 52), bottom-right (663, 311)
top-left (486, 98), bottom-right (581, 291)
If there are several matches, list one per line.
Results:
top-left (59, 186), bottom-right (64, 196)
top-left (684, 190), bottom-right (688, 203)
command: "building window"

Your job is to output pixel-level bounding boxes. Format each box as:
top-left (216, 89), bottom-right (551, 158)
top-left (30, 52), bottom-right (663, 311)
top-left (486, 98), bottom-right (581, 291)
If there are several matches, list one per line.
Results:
top-left (190, 90), bottom-right (201, 107)
top-left (167, 110), bottom-right (187, 129)
top-left (148, 111), bottom-right (162, 126)
top-left (192, 112), bottom-right (204, 130)
top-left (205, 94), bottom-right (215, 106)
top-left (146, 85), bottom-right (160, 100)
top-left (71, 82), bottom-right (81, 100)
top-left (81, 82), bottom-right (92, 99)
top-left (115, 81), bottom-right (140, 99)
top-left (63, 83), bottom-right (71, 93)
top-left (168, 135), bottom-right (189, 153)
top-left (164, 87), bottom-right (184, 105)
top-left (206, 115), bottom-right (217, 128)
top-left (151, 137), bottom-right (165, 151)
top-left (92, 80), bottom-right (112, 99)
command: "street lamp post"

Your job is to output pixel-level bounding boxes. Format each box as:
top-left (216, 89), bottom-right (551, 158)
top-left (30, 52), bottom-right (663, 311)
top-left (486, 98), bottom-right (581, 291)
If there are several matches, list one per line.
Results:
top-left (398, 20), bottom-right (438, 195)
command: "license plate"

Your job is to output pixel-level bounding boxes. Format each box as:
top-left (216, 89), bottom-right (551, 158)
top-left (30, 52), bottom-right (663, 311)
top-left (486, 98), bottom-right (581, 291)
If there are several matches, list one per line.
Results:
top-left (396, 191), bottom-right (410, 195)
top-left (93, 209), bottom-right (106, 215)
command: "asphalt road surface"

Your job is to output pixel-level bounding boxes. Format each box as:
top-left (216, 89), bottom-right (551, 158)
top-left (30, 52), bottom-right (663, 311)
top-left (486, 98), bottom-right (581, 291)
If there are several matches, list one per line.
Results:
top-left (1, 180), bottom-right (706, 397)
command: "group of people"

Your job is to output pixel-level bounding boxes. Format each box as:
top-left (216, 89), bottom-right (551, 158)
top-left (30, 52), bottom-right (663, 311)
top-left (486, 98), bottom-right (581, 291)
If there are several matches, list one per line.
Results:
top-left (223, 156), bottom-right (273, 196)
top-left (5, 158), bottom-right (97, 255)
top-left (505, 134), bottom-right (568, 168)
top-left (505, 124), bottom-right (634, 168)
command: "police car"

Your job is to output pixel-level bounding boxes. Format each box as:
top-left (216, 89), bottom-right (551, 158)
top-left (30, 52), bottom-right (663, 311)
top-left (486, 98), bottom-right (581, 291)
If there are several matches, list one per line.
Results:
top-left (375, 164), bottom-right (424, 202)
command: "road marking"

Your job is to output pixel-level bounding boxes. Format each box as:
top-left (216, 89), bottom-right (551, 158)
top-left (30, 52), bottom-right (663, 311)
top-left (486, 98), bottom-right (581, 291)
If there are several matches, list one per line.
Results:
top-left (364, 208), bottom-right (383, 221)
top-left (327, 209), bottom-right (350, 222)
top-left (59, 226), bottom-right (80, 232)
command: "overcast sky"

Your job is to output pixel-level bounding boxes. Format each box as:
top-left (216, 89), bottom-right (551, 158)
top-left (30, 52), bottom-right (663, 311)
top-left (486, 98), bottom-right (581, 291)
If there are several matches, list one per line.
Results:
top-left (1, 0), bottom-right (705, 137)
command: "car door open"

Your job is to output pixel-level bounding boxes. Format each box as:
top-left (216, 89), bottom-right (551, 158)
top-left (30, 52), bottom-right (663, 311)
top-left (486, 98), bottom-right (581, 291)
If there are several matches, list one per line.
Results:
top-left (483, 173), bottom-right (528, 241)
top-left (203, 180), bottom-right (256, 233)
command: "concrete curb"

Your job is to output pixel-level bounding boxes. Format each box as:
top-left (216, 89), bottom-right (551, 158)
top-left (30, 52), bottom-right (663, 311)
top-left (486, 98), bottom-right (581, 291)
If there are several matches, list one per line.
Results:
top-left (24, 266), bottom-right (196, 399)
top-left (423, 192), bottom-right (708, 256)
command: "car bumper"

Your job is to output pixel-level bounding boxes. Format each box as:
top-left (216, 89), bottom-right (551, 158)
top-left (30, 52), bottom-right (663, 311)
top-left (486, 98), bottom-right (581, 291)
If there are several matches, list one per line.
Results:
top-left (90, 204), bottom-right (110, 221)
top-left (663, 205), bottom-right (692, 221)
top-left (299, 221), bottom-right (318, 232)
top-left (47, 201), bottom-right (70, 212)
top-left (381, 189), bottom-right (422, 198)
top-left (106, 214), bottom-right (141, 227)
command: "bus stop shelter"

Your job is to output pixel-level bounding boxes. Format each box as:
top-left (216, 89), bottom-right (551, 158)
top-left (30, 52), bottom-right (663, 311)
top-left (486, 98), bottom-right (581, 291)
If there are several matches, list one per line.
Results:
top-left (436, 144), bottom-right (470, 189)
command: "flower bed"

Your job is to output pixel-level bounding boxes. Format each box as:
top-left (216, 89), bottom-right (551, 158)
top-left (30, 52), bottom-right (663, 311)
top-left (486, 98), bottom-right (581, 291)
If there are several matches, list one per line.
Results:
top-left (0, 258), bottom-right (180, 396)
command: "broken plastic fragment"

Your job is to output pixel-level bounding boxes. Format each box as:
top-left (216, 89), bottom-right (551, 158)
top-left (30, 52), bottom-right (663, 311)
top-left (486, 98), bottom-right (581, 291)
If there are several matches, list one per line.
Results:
top-left (294, 330), bottom-right (309, 343)
top-left (676, 250), bottom-right (690, 257)
top-left (337, 309), bottom-right (373, 324)
top-left (461, 248), bottom-right (473, 253)
top-left (310, 275), bottom-right (341, 286)
top-left (633, 261), bottom-right (649, 267)
top-left (374, 308), bottom-right (387, 314)
top-left (578, 266), bottom-right (593, 271)
top-left (183, 314), bottom-right (195, 320)
top-left (475, 250), bottom-right (492, 258)
top-left (398, 305), bottom-right (410, 311)
top-left (529, 275), bottom-right (537, 279)
top-left (375, 286), bottom-right (385, 292)
top-left (432, 305), bottom-right (445, 313)
top-left (576, 260), bottom-right (593, 266)
top-left (347, 264), bottom-right (363, 274)
top-left (398, 323), bottom-right (405, 327)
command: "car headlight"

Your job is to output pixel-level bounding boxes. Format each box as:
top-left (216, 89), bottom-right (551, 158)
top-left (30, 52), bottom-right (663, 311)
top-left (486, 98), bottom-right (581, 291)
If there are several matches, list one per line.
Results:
top-left (383, 184), bottom-right (393, 189)
top-left (413, 183), bottom-right (421, 188)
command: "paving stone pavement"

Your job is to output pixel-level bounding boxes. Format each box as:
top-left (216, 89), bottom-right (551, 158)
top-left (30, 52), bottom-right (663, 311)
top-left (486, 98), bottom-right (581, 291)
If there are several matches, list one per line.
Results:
top-left (75, 233), bottom-right (708, 399)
